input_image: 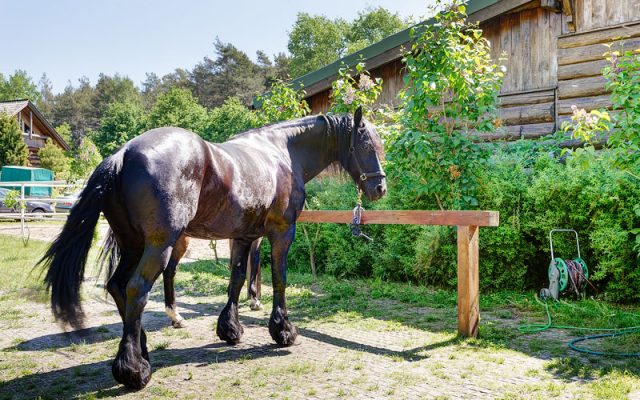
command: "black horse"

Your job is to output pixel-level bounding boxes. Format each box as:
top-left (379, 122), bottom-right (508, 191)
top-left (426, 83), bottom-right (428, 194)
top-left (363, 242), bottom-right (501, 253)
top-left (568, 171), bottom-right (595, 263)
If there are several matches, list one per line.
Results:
top-left (40, 107), bottom-right (386, 390)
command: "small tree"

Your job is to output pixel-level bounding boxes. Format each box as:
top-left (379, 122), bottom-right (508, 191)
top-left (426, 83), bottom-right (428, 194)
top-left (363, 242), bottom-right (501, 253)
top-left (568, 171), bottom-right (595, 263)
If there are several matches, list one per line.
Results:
top-left (387, 1), bottom-right (504, 210)
top-left (0, 113), bottom-right (29, 167)
top-left (38, 142), bottom-right (71, 180)
top-left (68, 134), bottom-right (102, 180)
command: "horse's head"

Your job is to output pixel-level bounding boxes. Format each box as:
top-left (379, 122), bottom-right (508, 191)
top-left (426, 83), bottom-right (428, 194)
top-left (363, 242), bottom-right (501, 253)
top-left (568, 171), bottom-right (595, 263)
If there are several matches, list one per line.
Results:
top-left (343, 107), bottom-right (387, 201)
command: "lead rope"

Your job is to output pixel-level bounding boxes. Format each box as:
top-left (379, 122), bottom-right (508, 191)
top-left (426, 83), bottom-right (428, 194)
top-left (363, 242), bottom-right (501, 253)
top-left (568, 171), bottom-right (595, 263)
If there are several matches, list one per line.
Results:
top-left (349, 189), bottom-right (372, 241)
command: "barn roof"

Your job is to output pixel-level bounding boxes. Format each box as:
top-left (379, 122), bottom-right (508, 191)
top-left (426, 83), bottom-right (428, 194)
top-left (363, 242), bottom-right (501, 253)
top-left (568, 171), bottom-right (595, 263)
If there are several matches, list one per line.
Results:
top-left (0, 99), bottom-right (70, 151)
top-left (290, 0), bottom-right (522, 98)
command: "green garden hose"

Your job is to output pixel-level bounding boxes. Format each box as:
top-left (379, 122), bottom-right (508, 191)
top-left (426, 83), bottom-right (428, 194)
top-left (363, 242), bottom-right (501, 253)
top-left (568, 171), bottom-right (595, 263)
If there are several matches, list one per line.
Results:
top-left (518, 299), bottom-right (640, 357)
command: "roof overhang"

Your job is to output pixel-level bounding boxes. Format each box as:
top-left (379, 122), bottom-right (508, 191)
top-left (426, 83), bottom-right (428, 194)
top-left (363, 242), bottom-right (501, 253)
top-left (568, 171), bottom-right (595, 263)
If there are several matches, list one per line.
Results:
top-left (291, 0), bottom-right (534, 99)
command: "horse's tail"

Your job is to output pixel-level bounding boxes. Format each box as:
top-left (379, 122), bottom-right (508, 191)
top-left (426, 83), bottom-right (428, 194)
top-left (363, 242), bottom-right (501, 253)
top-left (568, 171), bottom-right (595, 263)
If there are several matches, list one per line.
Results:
top-left (40, 151), bottom-right (124, 328)
top-left (98, 227), bottom-right (120, 288)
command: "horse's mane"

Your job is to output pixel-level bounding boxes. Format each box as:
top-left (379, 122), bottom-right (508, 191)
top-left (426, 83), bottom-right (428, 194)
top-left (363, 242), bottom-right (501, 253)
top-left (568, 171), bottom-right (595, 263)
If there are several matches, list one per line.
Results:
top-left (228, 114), bottom-right (352, 142)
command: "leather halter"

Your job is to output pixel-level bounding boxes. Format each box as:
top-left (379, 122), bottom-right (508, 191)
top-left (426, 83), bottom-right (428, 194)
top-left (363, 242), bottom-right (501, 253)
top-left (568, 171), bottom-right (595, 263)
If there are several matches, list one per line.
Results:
top-left (348, 123), bottom-right (386, 182)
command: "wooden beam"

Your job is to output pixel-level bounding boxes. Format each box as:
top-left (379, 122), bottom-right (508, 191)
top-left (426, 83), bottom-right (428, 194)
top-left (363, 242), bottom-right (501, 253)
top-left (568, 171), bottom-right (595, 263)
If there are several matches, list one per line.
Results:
top-left (558, 75), bottom-right (608, 99)
top-left (557, 94), bottom-right (612, 115)
top-left (558, 37), bottom-right (640, 66)
top-left (541, 0), bottom-right (561, 12)
top-left (468, 0), bottom-right (535, 24)
top-left (558, 21), bottom-right (640, 49)
top-left (457, 225), bottom-right (480, 338)
top-left (558, 59), bottom-right (609, 80)
top-left (297, 210), bottom-right (499, 227)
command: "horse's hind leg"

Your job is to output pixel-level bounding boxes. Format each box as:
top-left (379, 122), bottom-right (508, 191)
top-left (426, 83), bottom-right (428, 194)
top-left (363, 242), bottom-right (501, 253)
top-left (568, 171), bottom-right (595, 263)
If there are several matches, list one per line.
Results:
top-left (112, 242), bottom-right (174, 390)
top-left (163, 234), bottom-right (189, 328)
top-left (216, 239), bottom-right (251, 344)
top-left (247, 237), bottom-right (263, 310)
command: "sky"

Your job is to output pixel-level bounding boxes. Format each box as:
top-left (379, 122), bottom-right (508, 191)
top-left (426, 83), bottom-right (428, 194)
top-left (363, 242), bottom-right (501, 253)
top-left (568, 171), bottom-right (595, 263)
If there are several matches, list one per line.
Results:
top-left (0, 0), bottom-right (434, 94)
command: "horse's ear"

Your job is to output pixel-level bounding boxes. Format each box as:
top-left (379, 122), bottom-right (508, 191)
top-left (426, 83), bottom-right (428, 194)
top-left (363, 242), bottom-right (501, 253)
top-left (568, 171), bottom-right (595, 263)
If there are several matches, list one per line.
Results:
top-left (354, 106), bottom-right (363, 127)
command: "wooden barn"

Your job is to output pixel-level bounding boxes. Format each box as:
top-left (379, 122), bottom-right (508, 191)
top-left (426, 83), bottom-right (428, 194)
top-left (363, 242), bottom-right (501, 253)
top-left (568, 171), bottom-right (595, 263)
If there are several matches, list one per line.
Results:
top-left (292, 0), bottom-right (640, 141)
top-left (0, 99), bottom-right (69, 166)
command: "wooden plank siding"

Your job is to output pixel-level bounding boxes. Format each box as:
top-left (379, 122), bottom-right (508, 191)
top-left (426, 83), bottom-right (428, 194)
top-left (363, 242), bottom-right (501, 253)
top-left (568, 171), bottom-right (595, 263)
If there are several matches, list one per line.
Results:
top-left (302, 1), bottom-right (640, 143)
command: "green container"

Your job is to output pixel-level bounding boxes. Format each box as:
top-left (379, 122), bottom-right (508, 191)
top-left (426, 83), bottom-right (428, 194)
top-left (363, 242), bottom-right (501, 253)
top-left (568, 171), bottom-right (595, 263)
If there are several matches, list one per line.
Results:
top-left (0, 166), bottom-right (54, 197)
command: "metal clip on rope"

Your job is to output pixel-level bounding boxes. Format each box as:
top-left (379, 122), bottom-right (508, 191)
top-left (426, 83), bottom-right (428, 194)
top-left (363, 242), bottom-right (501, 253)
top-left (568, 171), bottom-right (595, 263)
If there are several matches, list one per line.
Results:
top-left (349, 203), bottom-right (372, 241)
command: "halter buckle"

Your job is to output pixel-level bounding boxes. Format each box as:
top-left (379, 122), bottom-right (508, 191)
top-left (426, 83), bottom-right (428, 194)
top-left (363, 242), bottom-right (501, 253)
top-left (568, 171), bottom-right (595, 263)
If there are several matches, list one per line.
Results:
top-left (360, 173), bottom-right (368, 181)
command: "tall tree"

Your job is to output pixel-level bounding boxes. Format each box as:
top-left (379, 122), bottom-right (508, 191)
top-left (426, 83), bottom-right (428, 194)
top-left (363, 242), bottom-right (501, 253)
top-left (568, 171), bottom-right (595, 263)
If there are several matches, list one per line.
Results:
top-left (147, 88), bottom-right (207, 133)
top-left (287, 13), bottom-right (349, 78)
top-left (202, 97), bottom-right (259, 143)
top-left (0, 70), bottom-right (41, 103)
top-left (93, 101), bottom-right (146, 156)
top-left (0, 114), bottom-right (29, 167)
top-left (346, 7), bottom-right (408, 53)
top-left (38, 74), bottom-right (56, 119)
top-left (190, 39), bottom-right (268, 108)
top-left (90, 73), bottom-right (141, 129)
top-left (51, 77), bottom-right (95, 136)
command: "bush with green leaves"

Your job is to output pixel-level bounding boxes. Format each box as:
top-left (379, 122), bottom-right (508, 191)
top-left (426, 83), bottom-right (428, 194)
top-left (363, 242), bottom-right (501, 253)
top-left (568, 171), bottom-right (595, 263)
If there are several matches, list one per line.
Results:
top-left (38, 142), bottom-right (71, 180)
top-left (93, 101), bottom-right (147, 156)
top-left (329, 62), bottom-right (382, 117)
top-left (203, 97), bottom-right (260, 143)
top-left (386, 1), bottom-right (504, 210)
top-left (147, 88), bottom-right (207, 133)
top-left (256, 80), bottom-right (310, 125)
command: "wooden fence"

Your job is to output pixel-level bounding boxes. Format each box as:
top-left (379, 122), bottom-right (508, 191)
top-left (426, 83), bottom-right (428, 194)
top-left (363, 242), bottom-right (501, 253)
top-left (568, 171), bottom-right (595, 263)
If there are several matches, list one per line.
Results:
top-left (297, 210), bottom-right (500, 338)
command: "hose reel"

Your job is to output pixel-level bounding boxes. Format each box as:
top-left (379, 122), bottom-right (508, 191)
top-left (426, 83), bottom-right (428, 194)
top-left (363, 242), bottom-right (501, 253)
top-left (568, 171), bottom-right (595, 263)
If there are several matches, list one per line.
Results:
top-left (540, 229), bottom-right (589, 301)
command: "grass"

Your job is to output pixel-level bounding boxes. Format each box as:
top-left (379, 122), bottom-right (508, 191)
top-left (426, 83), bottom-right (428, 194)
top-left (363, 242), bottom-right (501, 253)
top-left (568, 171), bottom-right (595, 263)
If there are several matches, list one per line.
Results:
top-left (0, 234), bottom-right (639, 399)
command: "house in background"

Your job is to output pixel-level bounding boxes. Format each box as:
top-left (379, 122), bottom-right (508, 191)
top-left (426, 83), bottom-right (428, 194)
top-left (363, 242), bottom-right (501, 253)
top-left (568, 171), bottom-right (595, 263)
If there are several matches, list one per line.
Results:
top-left (292, 0), bottom-right (640, 142)
top-left (0, 99), bottom-right (70, 166)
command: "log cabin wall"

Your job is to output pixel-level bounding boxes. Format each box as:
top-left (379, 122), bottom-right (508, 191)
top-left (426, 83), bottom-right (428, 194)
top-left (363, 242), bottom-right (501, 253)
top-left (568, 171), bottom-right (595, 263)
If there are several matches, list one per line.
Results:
top-left (557, 20), bottom-right (640, 128)
top-left (302, 0), bottom-right (640, 142)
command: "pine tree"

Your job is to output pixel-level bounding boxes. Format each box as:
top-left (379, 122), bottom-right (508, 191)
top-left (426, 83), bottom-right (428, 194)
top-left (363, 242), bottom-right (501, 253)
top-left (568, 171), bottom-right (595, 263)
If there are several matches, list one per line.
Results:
top-left (0, 113), bottom-right (29, 167)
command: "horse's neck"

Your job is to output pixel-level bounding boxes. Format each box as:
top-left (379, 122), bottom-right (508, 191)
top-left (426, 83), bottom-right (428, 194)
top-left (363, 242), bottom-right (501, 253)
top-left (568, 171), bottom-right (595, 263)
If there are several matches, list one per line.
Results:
top-left (289, 116), bottom-right (345, 183)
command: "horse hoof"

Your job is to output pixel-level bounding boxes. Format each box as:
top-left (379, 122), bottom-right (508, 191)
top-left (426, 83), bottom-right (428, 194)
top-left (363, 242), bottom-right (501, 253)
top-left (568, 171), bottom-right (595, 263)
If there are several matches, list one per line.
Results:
top-left (112, 354), bottom-right (151, 390)
top-left (269, 316), bottom-right (298, 346)
top-left (249, 299), bottom-right (263, 311)
top-left (216, 304), bottom-right (243, 345)
top-left (172, 319), bottom-right (186, 329)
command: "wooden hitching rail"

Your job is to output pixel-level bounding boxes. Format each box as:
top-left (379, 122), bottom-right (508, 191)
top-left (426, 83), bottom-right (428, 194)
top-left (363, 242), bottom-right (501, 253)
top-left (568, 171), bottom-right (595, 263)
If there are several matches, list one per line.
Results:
top-left (296, 210), bottom-right (500, 338)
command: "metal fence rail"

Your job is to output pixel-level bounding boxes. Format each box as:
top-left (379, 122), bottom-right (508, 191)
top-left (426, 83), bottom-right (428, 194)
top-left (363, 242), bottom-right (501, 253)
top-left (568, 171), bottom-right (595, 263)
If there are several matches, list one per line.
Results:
top-left (0, 181), bottom-right (82, 237)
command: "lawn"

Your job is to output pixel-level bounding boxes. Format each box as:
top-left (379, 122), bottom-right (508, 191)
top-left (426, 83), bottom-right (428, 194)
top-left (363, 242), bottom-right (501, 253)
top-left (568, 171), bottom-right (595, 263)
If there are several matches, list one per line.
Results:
top-left (0, 233), bottom-right (639, 399)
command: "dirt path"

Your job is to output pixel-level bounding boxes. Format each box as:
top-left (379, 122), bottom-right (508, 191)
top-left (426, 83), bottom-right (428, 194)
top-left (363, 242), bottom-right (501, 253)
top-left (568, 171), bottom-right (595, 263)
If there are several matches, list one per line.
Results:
top-left (0, 223), bottom-right (638, 399)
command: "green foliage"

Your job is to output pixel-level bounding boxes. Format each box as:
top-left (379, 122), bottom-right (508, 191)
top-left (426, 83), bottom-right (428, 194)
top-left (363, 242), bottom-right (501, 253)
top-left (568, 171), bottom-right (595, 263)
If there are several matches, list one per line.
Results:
top-left (329, 62), bottom-right (382, 116)
top-left (3, 189), bottom-right (22, 210)
top-left (191, 39), bottom-right (273, 109)
top-left (346, 7), bottom-right (408, 54)
top-left (288, 13), bottom-right (350, 79)
top-left (90, 73), bottom-right (142, 128)
top-left (0, 70), bottom-right (41, 103)
top-left (386, 2), bottom-right (504, 210)
top-left (288, 8), bottom-right (408, 78)
top-left (55, 123), bottom-right (72, 146)
top-left (256, 80), bottom-right (310, 124)
top-left (561, 106), bottom-right (611, 144)
top-left (93, 101), bottom-right (146, 156)
top-left (603, 48), bottom-right (640, 175)
top-left (38, 142), bottom-right (70, 180)
top-left (0, 113), bottom-right (29, 167)
top-left (68, 135), bottom-right (102, 180)
top-left (203, 97), bottom-right (260, 143)
top-left (147, 88), bottom-right (207, 133)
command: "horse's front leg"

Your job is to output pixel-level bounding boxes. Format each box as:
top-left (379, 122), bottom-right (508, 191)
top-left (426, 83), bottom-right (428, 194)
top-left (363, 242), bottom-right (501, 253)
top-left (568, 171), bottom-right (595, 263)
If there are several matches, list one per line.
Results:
top-left (216, 239), bottom-right (251, 344)
top-left (268, 226), bottom-right (298, 346)
top-left (248, 237), bottom-right (263, 310)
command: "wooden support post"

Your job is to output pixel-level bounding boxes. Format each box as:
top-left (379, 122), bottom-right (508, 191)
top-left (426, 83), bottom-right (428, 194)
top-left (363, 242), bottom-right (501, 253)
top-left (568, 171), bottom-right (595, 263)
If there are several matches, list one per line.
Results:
top-left (457, 225), bottom-right (480, 338)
